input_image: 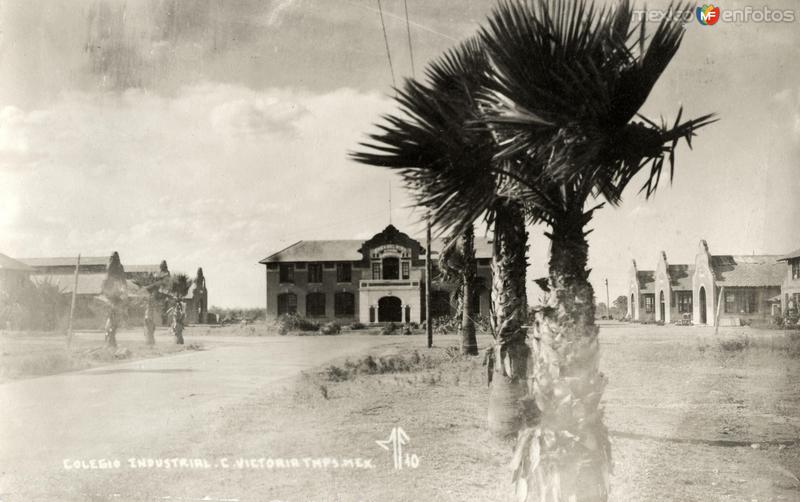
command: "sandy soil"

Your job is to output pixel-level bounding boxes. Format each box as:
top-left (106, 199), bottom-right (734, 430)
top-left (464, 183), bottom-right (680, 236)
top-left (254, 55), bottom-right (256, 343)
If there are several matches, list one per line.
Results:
top-left (0, 323), bottom-right (798, 501)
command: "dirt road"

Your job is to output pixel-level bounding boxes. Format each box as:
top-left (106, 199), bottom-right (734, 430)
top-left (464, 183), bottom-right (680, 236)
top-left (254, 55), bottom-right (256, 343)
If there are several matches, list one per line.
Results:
top-left (0, 331), bottom-right (404, 501)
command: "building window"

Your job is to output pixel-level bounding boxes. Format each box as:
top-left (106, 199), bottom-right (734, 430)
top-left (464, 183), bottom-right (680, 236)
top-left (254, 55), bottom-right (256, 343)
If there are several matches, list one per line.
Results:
top-left (676, 292), bottom-right (692, 313)
top-left (401, 261), bottom-right (410, 280)
top-left (277, 293), bottom-right (297, 315)
top-left (643, 294), bottom-right (654, 313)
top-left (382, 257), bottom-right (399, 279)
top-left (336, 263), bottom-right (352, 283)
top-left (725, 289), bottom-right (757, 314)
top-left (372, 262), bottom-right (381, 280)
top-left (307, 263), bottom-right (323, 283)
top-left (279, 264), bottom-right (294, 283)
top-left (334, 292), bottom-right (355, 316)
top-left (306, 292), bottom-right (326, 317)
top-left (793, 259), bottom-right (800, 280)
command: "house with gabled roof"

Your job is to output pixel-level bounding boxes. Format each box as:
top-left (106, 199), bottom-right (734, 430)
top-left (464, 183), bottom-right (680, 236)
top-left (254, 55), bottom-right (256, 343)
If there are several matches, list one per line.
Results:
top-left (654, 251), bottom-right (694, 324)
top-left (627, 260), bottom-right (655, 321)
top-left (691, 240), bottom-right (785, 326)
top-left (259, 224), bottom-right (493, 324)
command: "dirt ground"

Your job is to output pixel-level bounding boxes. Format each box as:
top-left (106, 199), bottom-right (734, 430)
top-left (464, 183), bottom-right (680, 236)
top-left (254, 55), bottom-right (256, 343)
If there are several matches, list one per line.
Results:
top-left (1, 322), bottom-right (798, 501)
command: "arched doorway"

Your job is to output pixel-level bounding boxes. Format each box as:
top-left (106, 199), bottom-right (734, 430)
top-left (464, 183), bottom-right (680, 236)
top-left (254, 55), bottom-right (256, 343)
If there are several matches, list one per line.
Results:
top-left (659, 290), bottom-right (665, 322)
top-left (378, 296), bottom-right (402, 322)
top-left (699, 287), bottom-right (707, 324)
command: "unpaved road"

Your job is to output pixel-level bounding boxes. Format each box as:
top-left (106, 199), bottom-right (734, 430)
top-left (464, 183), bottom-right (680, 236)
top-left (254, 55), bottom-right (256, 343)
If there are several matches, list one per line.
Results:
top-left (0, 331), bottom-right (403, 501)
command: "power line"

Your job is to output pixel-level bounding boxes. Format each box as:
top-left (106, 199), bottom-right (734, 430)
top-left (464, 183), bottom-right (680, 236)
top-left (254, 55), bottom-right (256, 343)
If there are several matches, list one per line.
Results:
top-left (403, 0), bottom-right (416, 78)
top-left (376, 0), bottom-right (398, 93)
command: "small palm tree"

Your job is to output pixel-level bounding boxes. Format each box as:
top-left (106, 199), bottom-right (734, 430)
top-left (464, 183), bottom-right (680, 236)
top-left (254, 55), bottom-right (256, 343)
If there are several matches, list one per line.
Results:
top-left (133, 268), bottom-right (170, 345)
top-left (162, 273), bottom-right (192, 345)
top-left (479, 1), bottom-right (716, 499)
top-left (351, 37), bottom-right (531, 437)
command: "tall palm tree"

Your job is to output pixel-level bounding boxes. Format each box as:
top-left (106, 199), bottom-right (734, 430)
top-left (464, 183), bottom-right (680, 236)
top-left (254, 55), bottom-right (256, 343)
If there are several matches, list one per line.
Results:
top-left (438, 225), bottom-right (479, 356)
top-left (351, 38), bottom-right (531, 437)
top-left (479, 1), bottom-right (716, 499)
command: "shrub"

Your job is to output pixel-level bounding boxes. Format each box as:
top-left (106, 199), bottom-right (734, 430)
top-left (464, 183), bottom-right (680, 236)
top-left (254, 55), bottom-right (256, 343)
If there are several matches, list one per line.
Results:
top-left (320, 322), bottom-right (341, 335)
top-left (719, 336), bottom-right (751, 352)
top-left (276, 313), bottom-right (320, 335)
top-left (380, 322), bottom-right (399, 336)
top-left (348, 321), bottom-right (367, 330)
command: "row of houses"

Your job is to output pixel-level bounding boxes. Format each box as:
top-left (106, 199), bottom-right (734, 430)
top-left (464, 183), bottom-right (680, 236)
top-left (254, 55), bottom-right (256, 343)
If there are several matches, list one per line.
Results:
top-left (628, 240), bottom-right (800, 326)
top-left (0, 252), bottom-right (210, 328)
top-left (259, 224), bottom-right (493, 324)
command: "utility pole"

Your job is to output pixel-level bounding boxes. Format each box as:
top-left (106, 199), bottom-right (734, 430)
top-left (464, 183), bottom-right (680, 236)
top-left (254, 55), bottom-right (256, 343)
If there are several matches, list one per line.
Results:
top-left (426, 217), bottom-right (432, 348)
top-left (604, 278), bottom-right (611, 319)
top-left (66, 254), bottom-right (80, 347)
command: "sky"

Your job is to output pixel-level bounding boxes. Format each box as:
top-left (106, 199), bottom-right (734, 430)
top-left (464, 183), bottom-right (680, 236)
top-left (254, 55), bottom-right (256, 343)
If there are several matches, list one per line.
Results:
top-left (0, 0), bottom-right (798, 308)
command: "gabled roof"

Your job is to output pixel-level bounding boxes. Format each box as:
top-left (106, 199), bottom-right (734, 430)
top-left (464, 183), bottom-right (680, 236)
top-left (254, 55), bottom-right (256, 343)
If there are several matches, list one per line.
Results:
top-left (0, 253), bottom-right (34, 271)
top-left (711, 255), bottom-right (786, 287)
top-left (21, 256), bottom-right (108, 267)
top-left (778, 248), bottom-right (800, 262)
top-left (32, 273), bottom-right (141, 296)
top-left (259, 237), bottom-right (493, 263)
top-left (636, 270), bottom-right (655, 293)
top-left (667, 264), bottom-right (694, 290)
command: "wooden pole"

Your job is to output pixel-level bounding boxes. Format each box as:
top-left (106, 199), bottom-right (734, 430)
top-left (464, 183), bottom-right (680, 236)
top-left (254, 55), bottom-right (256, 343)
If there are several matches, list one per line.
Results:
top-left (714, 286), bottom-right (724, 335)
top-left (66, 254), bottom-right (80, 347)
top-left (426, 218), bottom-right (432, 348)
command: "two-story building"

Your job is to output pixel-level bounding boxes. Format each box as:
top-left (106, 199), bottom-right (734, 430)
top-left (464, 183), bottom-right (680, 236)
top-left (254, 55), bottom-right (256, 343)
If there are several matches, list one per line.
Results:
top-left (259, 225), bottom-right (493, 324)
top-left (779, 248), bottom-right (800, 314)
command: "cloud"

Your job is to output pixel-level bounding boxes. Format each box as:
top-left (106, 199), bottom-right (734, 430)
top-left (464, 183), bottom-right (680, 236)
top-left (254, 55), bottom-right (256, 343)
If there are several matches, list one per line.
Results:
top-left (0, 83), bottom-right (396, 307)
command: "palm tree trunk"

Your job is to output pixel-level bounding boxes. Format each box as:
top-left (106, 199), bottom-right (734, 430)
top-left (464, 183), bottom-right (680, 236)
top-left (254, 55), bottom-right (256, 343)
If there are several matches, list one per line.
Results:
top-left (461, 225), bottom-right (478, 356)
top-left (105, 309), bottom-right (118, 349)
top-left (144, 302), bottom-right (156, 346)
top-left (514, 207), bottom-right (611, 502)
top-left (487, 200), bottom-right (530, 438)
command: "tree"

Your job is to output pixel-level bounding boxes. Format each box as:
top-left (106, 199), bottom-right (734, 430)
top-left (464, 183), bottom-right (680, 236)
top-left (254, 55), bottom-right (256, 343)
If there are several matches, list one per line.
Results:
top-left (612, 295), bottom-right (628, 319)
top-left (98, 252), bottom-right (128, 348)
top-left (479, 1), bottom-right (715, 499)
top-left (162, 273), bottom-right (192, 345)
top-left (133, 266), bottom-right (170, 345)
top-left (438, 225), bottom-right (479, 356)
top-left (351, 37), bottom-right (531, 437)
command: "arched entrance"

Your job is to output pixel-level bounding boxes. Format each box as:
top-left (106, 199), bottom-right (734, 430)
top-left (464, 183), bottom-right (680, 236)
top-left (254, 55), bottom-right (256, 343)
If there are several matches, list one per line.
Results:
top-left (659, 290), bottom-right (665, 322)
top-left (699, 287), bottom-right (707, 324)
top-left (378, 296), bottom-right (402, 322)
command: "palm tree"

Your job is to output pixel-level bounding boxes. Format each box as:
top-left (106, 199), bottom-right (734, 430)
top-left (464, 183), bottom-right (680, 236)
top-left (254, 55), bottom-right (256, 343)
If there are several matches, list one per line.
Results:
top-left (351, 37), bottom-right (531, 437)
top-left (133, 268), bottom-right (170, 345)
top-left (438, 225), bottom-right (479, 356)
top-left (162, 273), bottom-right (192, 345)
top-left (99, 252), bottom-right (128, 348)
top-left (479, 1), bottom-right (716, 499)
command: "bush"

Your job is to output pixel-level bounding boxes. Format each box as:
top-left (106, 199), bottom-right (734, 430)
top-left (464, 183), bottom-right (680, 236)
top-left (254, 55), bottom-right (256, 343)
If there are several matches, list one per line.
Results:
top-left (320, 322), bottom-right (341, 335)
top-left (276, 314), bottom-right (320, 335)
top-left (348, 321), bottom-right (367, 330)
top-left (380, 322), bottom-right (399, 336)
top-left (719, 336), bottom-right (751, 352)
